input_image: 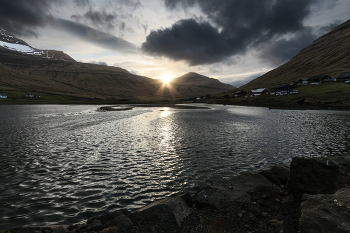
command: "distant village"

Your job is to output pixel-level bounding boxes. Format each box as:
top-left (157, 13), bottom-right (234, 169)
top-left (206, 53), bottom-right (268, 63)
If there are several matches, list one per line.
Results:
top-left (219, 71), bottom-right (350, 99)
top-left (0, 94), bottom-right (40, 99)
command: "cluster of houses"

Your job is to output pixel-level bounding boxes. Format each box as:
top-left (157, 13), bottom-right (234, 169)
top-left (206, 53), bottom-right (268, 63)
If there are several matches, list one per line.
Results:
top-left (0, 94), bottom-right (42, 99)
top-left (231, 71), bottom-right (350, 98)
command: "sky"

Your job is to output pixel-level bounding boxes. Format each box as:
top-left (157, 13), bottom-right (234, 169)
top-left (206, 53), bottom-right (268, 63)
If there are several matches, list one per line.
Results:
top-left (0, 0), bottom-right (349, 87)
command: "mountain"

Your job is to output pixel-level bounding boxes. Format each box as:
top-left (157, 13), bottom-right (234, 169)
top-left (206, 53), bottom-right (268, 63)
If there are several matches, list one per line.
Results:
top-left (0, 29), bottom-right (75, 62)
top-left (169, 72), bottom-right (235, 96)
top-left (240, 19), bottom-right (350, 90)
top-left (0, 29), bottom-right (234, 100)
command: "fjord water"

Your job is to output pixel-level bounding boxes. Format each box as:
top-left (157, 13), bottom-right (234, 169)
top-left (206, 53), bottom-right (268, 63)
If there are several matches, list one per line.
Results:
top-left (1, 104), bottom-right (350, 229)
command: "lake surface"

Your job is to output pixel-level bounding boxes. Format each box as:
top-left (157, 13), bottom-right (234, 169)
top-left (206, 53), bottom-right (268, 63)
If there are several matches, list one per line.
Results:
top-left (1, 104), bottom-right (350, 229)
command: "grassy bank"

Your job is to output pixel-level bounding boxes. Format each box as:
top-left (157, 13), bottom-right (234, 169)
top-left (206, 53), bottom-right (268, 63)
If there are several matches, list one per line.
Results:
top-left (212, 83), bottom-right (350, 110)
top-left (2, 82), bottom-right (350, 109)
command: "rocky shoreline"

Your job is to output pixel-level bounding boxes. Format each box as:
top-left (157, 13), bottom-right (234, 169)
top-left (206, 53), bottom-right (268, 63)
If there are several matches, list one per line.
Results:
top-left (5, 156), bottom-right (350, 233)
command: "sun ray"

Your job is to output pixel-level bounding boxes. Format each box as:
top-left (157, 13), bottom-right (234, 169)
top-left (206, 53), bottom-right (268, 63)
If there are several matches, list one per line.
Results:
top-left (158, 73), bottom-right (175, 84)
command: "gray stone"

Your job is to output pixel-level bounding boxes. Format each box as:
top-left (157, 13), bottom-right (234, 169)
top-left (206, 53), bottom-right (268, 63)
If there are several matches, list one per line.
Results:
top-left (75, 224), bottom-right (87, 231)
top-left (276, 221), bottom-right (296, 233)
top-left (270, 162), bottom-right (290, 185)
top-left (87, 209), bottom-right (130, 225)
top-left (288, 157), bottom-right (340, 201)
top-left (194, 171), bottom-right (279, 209)
top-left (331, 156), bottom-right (350, 174)
top-left (300, 188), bottom-right (350, 233)
top-left (86, 220), bottom-right (102, 231)
top-left (51, 226), bottom-right (69, 233)
top-left (129, 193), bottom-right (194, 228)
top-left (101, 227), bottom-right (118, 233)
top-left (106, 214), bottom-right (137, 233)
top-left (259, 169), bottom-right (283, 187)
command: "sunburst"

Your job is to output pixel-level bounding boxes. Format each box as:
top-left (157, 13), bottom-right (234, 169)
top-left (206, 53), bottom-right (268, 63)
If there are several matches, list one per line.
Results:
top-left (158, 73), bottom-right (174, 84)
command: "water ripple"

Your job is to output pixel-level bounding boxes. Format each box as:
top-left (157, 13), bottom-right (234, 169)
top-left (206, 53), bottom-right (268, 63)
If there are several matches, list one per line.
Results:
top-left (1, 105), bottom-right (350, 229)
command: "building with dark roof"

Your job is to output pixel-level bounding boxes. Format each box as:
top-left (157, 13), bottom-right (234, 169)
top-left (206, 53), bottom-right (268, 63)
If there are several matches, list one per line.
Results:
top-left (336, 71), bottom-right (350, 82)
top-left (270, 84), bottom-right (293, 93)
top-left (308, 74), bottom-right (334, 83)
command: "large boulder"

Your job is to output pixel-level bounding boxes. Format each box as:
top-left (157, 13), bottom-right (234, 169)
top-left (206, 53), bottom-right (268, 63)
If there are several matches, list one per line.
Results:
top-left (270, 162), bottom-right (290, 185)
top-left (288, 157), bottom-right (340, 201)
top-left (300, 188), bottom-right (350, 233)
top-left (259, 169), bottom-right (283, 187)
top-left (331, 156), bottom-right (350, 174)
top-left (86, 209), bottom-right (130, 225)
top-left (259, 162), bottom-right (291, 187)
top-left (194, 171), bottom-right (279, 209)
top-left (129, 193), bottom-right (194, 230)
top-left (106, 214), bottom-right (138, 233)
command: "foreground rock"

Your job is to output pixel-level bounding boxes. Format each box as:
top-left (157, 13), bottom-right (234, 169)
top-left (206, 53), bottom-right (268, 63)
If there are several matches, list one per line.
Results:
top-left (5, 156), bottom-right (350, 233)
top-left (300, 188), bottom-right (350, 233)
top-left (288, 157), bottom-right (340, 201)
top-left (129, 193), bottom-right (194, 231)
top-left (259, 162), bottom-right (291, 187)
top-left (194, 171), bottom-right (281, 209)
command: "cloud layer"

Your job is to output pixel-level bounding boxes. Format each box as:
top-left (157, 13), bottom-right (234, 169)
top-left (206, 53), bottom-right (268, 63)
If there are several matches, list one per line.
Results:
top-left (56, 19), bottom-right (138, 53)
top-left (0, 0), bottom-right (140, 38)
top-left (141, 0), bottom-right (336, 66)
top-left (0, 0), bottom-right (54, 37)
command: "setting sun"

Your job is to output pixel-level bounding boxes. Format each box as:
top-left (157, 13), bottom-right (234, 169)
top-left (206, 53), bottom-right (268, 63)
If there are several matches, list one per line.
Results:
top-left (158, 73), bottom-right (175, 84)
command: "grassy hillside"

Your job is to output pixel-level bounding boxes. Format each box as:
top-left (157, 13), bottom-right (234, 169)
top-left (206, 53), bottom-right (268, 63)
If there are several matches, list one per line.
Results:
top-left (240, 19), bottom-right (350, 90)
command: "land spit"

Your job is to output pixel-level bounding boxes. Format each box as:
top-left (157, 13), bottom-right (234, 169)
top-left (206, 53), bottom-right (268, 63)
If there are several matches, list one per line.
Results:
top-left (5, 155), bottom-right (350, 233)
top-left (96, 104), bottom-right (211, 112)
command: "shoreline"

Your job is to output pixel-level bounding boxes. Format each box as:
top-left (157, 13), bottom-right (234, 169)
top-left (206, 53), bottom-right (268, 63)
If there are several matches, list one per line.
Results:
top-left (2, 100), bottom-right (350, 111)
top-left (2, 96), bottom-right (350, 112)
top-left (5, 155), bottom-right (350, 233)
top-left (214, 101), bottom-right (350, 111)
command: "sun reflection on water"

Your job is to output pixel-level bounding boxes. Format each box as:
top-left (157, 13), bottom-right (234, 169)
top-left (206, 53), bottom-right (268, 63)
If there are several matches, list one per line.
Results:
top-left (159, 107), bottom-right (172, 118)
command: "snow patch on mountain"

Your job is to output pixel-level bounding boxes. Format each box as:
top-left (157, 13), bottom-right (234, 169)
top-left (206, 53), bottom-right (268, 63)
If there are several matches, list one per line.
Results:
top-left (0, 28), bottom-right (74, 61)
top-left (0, 41), bottom-right (35, 53)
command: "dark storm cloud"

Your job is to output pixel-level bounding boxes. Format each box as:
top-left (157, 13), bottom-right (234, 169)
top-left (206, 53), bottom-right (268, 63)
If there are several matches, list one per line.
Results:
top-left (318, 20), bottom-right (342, 35)
top-left (56, 19), bottom-right (137, 53)
top-left (257, 27), bottom-right (317, 66)
top-left (258, 19), bottom-right (345, 66)
top-left (71, 8), bottom-right (117, 31)
top-left (0, 0), bottom-right (139, 38)
top-left (142, 19), bottom-right (235, 65)
top-left (70, 0), bottom-right (142, 34)
top-left (142, 0), bottom-right (318, 66)
top-left (0, 0), bottom-right (54, 37)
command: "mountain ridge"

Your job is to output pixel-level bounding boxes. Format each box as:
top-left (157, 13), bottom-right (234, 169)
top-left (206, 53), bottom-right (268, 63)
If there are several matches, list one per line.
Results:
top-left (0, 29), bottom-right (235, 100)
